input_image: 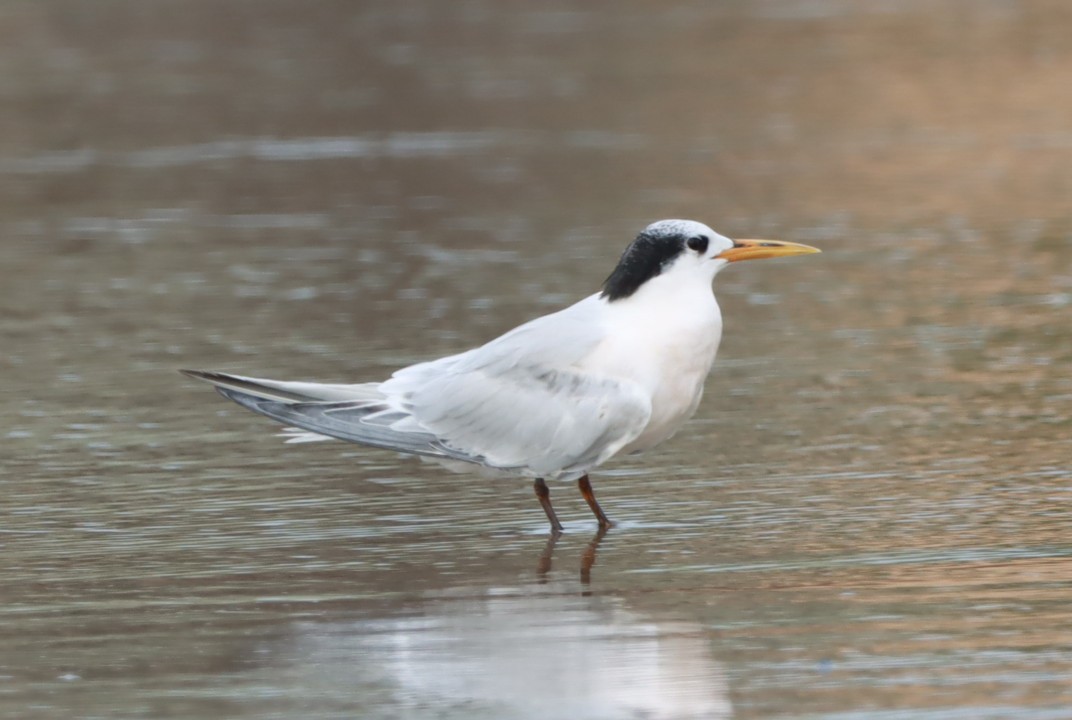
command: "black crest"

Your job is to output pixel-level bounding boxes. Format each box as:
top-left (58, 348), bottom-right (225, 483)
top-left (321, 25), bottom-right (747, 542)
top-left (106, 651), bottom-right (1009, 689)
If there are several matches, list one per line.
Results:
top-left (600, 231), bottom-right (687, 302)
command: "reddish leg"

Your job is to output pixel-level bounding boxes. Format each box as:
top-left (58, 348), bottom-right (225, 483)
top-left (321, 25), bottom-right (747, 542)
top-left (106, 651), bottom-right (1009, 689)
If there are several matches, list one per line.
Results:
top-left (578, 474), bottom-right (613, 529)
top-left (534, 478), bottom-right (564, 534)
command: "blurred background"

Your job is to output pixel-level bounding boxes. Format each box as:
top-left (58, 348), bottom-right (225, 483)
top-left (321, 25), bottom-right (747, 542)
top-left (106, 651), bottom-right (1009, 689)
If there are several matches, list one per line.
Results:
top-left (2, 1), bottom-right (1071, 718)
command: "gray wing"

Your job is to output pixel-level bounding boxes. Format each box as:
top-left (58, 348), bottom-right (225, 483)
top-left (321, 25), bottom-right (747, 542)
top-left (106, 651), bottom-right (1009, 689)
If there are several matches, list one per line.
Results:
top-left (396, 363), bottom-right (651, 476)
top-left (211, 386), bottom-right (481, 462)
top-left (181, 370), bottom-right (462, 457)
top-left (188, 295), bottom-right (652, 476)
top-left (379, 294), bottom-right (652, 476)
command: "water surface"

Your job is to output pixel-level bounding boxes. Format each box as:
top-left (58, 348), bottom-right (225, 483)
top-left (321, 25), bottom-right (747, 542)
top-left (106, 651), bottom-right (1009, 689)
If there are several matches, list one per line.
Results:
top-left (3, 2), bottom-right (1072, 718)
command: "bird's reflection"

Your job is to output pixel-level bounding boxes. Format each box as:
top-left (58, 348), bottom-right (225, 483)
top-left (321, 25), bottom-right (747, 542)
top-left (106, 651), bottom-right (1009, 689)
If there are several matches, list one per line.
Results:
top-left (265, 588), bottom-right (732, 720)
top-left (537, 527), bottom-right (609, 588)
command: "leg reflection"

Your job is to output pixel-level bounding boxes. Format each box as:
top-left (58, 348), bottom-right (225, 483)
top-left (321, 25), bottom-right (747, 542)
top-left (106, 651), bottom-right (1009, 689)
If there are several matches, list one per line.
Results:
top-left (534, 527), bottom-right (610, 587)
top-left (580, 526), bottom-right (609, 588)
top-left (536, 531), bottom-right (560, 582)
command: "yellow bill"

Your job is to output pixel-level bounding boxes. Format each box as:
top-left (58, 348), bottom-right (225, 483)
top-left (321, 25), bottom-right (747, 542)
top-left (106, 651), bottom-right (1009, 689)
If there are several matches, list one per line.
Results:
top-left (717, 239), bottom-right (821, 263)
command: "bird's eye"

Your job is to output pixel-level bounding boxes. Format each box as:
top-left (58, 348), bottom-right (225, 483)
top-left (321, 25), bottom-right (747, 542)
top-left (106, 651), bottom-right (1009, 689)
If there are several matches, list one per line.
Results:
top-left (686, 236), bottom-right (708, 253)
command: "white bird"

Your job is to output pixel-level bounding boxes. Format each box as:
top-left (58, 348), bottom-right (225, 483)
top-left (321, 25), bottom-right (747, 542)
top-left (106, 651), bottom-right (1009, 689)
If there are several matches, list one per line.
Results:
top-left (183, 219), bottom-right (819, 532)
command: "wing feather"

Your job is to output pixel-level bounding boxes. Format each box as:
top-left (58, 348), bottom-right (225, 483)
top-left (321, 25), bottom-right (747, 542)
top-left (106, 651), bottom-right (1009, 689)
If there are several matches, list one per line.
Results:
top-left (402, 364), bottom-right (651, 475)
top-left (380, 295), bottom-right (652, 476)
top-left (215, 387), bottom-right (484, 463)
top-left (190, 294), bottom-right (653, 477)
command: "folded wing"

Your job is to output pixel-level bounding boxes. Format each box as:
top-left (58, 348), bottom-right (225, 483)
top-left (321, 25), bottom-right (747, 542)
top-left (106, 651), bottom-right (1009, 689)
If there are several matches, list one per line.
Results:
top-left (396, 363), bottom-right (651, 476)
top-left (382, 294), bottom-right (652, 475)
top-left (186, 294), bottom-right (653, 477)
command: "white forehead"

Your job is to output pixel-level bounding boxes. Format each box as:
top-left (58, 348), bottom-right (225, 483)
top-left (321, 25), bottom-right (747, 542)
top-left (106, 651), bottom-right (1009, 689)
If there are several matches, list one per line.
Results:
top-left (644, 219), bottom-right (719, 239)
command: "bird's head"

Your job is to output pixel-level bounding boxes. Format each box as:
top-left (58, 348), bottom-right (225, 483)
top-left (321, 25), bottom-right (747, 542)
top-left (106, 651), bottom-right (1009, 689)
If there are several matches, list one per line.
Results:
top-left (600, 219), bottom-right (820, 302)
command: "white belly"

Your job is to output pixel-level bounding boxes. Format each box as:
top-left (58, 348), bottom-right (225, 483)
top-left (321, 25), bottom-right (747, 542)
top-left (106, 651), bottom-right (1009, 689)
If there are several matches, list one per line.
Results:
top-left (580, 292), bottom-right (723, 457)
top-left (619, 338), bottom-right (715, 454)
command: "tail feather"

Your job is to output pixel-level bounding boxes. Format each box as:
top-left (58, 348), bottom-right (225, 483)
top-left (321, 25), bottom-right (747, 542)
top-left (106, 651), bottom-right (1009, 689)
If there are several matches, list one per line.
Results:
top-left (182, 369), bottom-right (484, 465)
top-left (278, 427), bottom-right (334, 444)
top-left (180, 369), bottom-right (382, 403)
top-left (214, 386), bottom-right (480, 463)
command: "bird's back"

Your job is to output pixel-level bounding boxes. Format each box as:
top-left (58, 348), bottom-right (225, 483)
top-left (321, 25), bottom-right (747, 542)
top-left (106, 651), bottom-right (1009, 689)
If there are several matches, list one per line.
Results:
top-left (380, 294), bottom-right (654, 477)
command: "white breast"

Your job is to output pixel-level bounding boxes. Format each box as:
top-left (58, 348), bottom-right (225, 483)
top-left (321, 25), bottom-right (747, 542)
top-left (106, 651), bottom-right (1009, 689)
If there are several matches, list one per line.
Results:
top-left (579, 273), bottom-right (724, 456)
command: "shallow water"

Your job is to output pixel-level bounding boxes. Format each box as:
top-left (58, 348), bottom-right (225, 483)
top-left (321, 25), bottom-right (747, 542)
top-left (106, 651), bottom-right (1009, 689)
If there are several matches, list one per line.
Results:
top-left (3, 1), bottom-right (1072, 718)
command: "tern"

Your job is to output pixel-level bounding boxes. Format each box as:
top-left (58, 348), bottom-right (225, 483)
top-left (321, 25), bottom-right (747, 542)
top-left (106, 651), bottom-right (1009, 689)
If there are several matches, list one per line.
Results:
top-left (182, 220), bottom-right (819, 532)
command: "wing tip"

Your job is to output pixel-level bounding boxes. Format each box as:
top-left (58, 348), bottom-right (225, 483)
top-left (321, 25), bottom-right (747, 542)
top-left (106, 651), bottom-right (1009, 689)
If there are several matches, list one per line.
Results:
top-left (181, 368), bottom-right (246, 389)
